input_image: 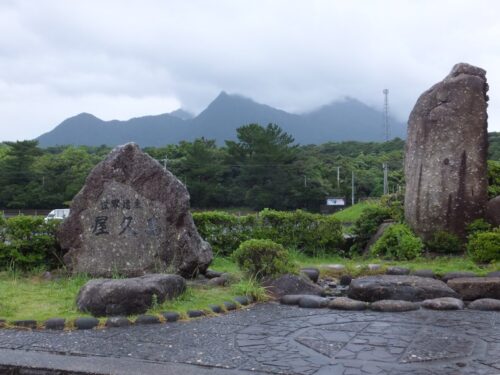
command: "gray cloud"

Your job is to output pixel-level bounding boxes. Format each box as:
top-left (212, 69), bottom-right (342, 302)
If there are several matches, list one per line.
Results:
top-left (1, 0), bottom-right (499, 141)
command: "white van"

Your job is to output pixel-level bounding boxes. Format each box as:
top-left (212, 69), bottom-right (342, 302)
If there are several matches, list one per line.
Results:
top-left (45, 209), bottom-right (70, 222)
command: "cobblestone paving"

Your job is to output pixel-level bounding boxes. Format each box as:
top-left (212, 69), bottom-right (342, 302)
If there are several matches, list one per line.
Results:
top-left (0, 303), bottom-right (499, 374)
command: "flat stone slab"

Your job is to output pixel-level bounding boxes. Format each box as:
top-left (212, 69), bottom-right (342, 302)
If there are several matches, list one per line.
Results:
top-left (77, 274), bottom-right (186, 316)
top-left (441, 272), bottom-right (477, 282)
top-left (1, 303), bottom-right (499, 375)
top-left (468, 298), bottom-right (500, 311)
top-left (448, 277), bottom-right (500, 300)
top-left (421, 297), bottom-right (464, 310)
top-left (371, 300), bottom-right (420, 312)
top-left (328, 297), bottom-right (367, 311)
top-left (298, 295), bottom-right (328, 308)
top-left (262, 274), bottom-right (324, 298)
top-left (348, 275), bottom-right (459, 302)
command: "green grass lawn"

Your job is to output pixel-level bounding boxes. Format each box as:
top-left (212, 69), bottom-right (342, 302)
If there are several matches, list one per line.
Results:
top-left (332, 200), bottom-right (380, 223)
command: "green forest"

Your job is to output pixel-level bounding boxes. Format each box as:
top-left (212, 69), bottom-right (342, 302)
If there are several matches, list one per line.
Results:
top-left (1, 125), bottom-right (499, 211)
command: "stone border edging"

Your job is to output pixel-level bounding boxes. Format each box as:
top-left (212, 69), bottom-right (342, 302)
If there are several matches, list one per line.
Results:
top-left (0, 295), bottom-right (255, 331)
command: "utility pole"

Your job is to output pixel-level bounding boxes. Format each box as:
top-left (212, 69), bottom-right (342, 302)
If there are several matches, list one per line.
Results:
top-left (382, 89), bottom-right (390, 195)
top-left (303, 175), bottom-right (307, 188)
top-left (336, 167), bottom-right (340, 191)
top-left (351, 171), bottom-right (355, 205)
top-left (383, 163), bottom-right (388, 195)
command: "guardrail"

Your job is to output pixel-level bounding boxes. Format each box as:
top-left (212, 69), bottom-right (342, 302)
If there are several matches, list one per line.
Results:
top-left (1, 209), bottom-right (53, 218)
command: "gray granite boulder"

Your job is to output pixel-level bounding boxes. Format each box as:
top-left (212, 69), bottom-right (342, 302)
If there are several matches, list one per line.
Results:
top-left (300, 268), bottom-right (320, 283)
top-left (386, 266), bottom-right (410, 276)
top-left (262, 274), bottom-right (324, 298)
top-left (421, 297), bottom-right (464, 310)
top-left (77, 274), bottom-right (186, 317)
top-left (404, 63), bottom-right (489, 241)
top-left (59, 143), bottom-right (212, 278)
top-left (468, 298), bottom-right (500, 311)
top-left (447, 277), bottom-right (500, 300)
top-left (348, 275), bottom-right (459, 302)
top-left (485, 196), bottom-right (500, 226)
top-left (298, 295), bottom-right (329, 308)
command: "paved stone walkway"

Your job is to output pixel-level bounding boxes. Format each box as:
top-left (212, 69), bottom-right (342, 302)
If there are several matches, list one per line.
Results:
top-left (0, 303), bottom-right (499, 374)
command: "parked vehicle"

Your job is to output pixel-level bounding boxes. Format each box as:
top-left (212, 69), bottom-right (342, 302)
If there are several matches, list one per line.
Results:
top-left (44, 209), bottom-right (70, 222)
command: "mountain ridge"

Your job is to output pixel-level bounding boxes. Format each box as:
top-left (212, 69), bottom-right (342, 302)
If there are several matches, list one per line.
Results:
top-left (36, 92), bottom-right (407, 147)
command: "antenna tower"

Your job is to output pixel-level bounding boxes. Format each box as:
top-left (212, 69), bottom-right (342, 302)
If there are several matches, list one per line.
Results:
top-left (383, 89), bottom-right (390, 141)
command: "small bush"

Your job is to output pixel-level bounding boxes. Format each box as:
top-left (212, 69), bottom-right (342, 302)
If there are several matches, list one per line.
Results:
top-left (467, 230), bottom-right (500, 263)
top-left (466, 219), bottom-right (492, 237)
top-left (370, 223), bottom-right (423, 260)
top-left (350, 206), bottom-right (392, 253)
top-left (232, 239), bottom-right (297, 279)
top-left (0, 216), bottom-right (62, 270)
top-left (426, 230), bottom-right (463, 254)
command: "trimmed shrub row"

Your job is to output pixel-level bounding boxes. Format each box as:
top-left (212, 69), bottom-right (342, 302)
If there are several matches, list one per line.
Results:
top-left (193, 209), bottom-right (344, 256)
top-left (0, 215), bottom-right (62, 270)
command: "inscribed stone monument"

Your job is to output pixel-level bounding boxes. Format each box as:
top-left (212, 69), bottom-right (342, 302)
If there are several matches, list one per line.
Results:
top-left (404, 63), bottom-right (489, 240)
top-left (58, 143), bottom-right (212, 277)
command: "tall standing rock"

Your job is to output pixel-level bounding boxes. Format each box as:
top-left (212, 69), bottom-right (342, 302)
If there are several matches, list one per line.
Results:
top-left (404, 63), bottom-right (489, 240)
top-left (58, 143), bottom-right (212, 278)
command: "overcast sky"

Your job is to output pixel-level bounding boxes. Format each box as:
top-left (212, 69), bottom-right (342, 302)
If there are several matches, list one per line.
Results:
top-left (1, 0), bottom-right (500, 142)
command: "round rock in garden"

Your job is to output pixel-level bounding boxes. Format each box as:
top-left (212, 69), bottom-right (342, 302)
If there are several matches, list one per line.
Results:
top-left (135, 315), bottom-right (160, 325)
top-left (204, 269), bottom-right (223, 279)
top-left (300, 268), bottom-right (320, 283)
top-left (187, 310), bottom-right (205, 318)
top-left (348, 275), bottom-right (459, 302)
top-left (13, 320), bottom-right (37, 329)
top-left (280, 294), bottom-right (306, 305)
top-left (58, 143), bottom-right (212, 278)
top-left (262, 274), bottom-right (324, 298)
top-left (441, 272), bottom-right (477, 283)
top-left (105, 317), bottom-right (130, 328)
top-left (371, 300), bottom-right (420, 312)
top-left (298, 295), bottom-right (329, 308)
top-left (74, 317), bottom-right (99, 330)
top-left (44, 318), bottom-right (65, 330)
top-left (421, 297), bottom-right (464, 310)
top-left (209, 305), bottom-right (222, 313)
top-left (339, 275), bottom-right (352, 286)
top-left (234, 296), bottom-right (250, 306)
top-left (162, 312), bottom-right (180, 322)
top-left (404, 63), bottom-right (489, 240)
top-left (223, 302), bottom-right (237, 311)
top-left (447, 277), bottom-right (500, 300)
top-left (386, 266), bottom-right (410, 276)
top-left (77, 274), bottom-right (186, 317)
top-left (328, 297), bottom-right (367, 311)
top-left (468, 298), bottom-right (500, 311)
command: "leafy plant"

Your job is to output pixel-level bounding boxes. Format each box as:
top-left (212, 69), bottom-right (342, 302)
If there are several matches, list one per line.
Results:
top-left (466, 219), bottom-right (492, 237)
top-left (467, 229), bottom-right (500, 263)
top-left (232, 239), bottom-right (297, 279)
top-left (426, 230), bottom-right (463, 254)
top-left (0, 216), bottom-right (63, 270)
top-left (350, 205), bottom-right (392, 253)
top-left (370, 223), bottom-right (423, 260)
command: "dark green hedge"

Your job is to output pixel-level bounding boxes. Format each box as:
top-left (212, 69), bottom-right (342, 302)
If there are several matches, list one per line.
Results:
top-left (0, 215), bottom-right (62, 270)
top-left (193, 209), bottom-right (344, 256)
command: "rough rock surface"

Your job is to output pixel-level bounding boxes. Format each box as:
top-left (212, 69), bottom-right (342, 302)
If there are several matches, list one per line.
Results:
top-left (485, 196), bottom-right (500, 226)
top-left (262, 274), bottom-right (324, 298)
top-left (348, 275), bottom-right (459, 302)
top-left (300, 268), bottom-right (320, 283)
top-left (447, 277), bottom-right (500, 300)
top-left (441, 271), bottom-right (477, 282)
top-left (468, 298), bottom-right (500, 311)
top-left (421, 297), bottom-right (464, 310)
top-left (371, 300), bottom-right (420, 312)
top-left (328, 297), bottom-right (368, 311)
top-left (58, 143), bottom-right (212, 277)
top-left (364, 220), bottom-right (394, 252)
top-left (386, 266), bottom-right (410, 276)
top-left (298, 295), bottom-right (329, 308)
top-left (404, 63), bottom-right (489, 241)
top-left (76, 274), bottom-right (186, 317)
